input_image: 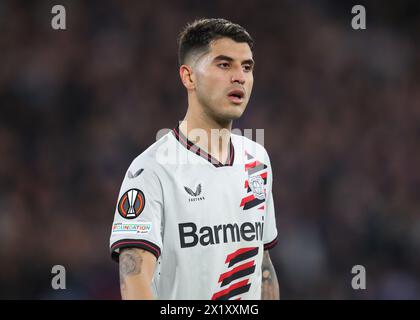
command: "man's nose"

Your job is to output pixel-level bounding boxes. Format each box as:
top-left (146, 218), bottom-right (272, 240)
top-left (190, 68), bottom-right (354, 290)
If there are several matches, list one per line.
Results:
top-left (231, 68), bottom-right (246, 85)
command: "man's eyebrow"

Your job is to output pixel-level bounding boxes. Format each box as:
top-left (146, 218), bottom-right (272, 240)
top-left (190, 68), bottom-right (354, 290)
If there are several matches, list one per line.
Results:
top-left (213, 55), bottom-right (255, 66)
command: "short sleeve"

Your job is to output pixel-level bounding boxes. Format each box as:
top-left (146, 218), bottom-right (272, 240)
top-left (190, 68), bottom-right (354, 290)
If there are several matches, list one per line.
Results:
top-left (263, 151), bottom-right (278, 250)
top-left (109, 159), bottom-right (163, 262)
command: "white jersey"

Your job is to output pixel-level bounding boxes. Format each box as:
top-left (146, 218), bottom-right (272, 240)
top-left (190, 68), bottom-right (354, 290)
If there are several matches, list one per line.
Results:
top-left (109, 125), bottom-right (278, 300)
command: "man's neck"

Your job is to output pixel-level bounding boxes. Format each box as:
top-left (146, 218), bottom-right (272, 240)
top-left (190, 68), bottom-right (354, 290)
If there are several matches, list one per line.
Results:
top-left (179, 107), bottom-right (232, 165)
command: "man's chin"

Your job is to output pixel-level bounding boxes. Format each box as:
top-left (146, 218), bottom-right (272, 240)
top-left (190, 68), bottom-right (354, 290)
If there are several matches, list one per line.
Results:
top-left (218, 108), bottom-right (246, 122)
top-left (204, 102), bottom-right (247, 124)
top-left (227, 104), bottom-right (247, 117)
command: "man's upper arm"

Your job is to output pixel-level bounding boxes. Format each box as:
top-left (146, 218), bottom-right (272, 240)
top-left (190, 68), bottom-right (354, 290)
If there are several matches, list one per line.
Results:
top-left (261, 250), bottom-right (280, 300)
top-left (119, 247), bottom-right (157, 300)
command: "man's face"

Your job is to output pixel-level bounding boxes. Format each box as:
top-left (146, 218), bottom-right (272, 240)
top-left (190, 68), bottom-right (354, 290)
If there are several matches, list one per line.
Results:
top-left (192, 37), bottom-right (254, 122)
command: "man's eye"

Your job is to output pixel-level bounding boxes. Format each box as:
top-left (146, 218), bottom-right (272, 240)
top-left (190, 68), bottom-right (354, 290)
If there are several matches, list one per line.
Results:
top-left (243, 65), bottom-right (252, 72)
top-left (218, 63), bottom-right (230, 68)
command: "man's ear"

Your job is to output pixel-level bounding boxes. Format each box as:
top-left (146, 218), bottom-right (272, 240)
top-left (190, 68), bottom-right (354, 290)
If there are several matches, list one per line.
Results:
top-left (179, 64), bottom-right (195, 90)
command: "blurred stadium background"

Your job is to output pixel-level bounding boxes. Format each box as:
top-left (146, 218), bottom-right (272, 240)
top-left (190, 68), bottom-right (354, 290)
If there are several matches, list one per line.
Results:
top-left (1, 0), bottom-right (420, 299)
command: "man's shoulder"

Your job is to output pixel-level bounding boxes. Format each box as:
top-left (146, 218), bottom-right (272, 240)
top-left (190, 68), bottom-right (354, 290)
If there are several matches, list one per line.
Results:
top-left (128, 130), bottom-right (175, 172)
top-left (231, 132), bottom-right (270, 161)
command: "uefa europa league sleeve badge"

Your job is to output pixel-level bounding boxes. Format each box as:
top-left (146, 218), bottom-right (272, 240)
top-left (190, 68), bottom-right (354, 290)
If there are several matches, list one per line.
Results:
top-left (118, 189), bottom-right (146, 219)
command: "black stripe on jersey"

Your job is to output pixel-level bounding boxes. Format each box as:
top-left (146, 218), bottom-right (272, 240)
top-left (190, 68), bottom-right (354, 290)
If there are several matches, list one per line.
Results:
top-left (172, 125), bottom-right (235, 167)
top-left (110, 239), bottom-right (161, 261)
top-left (248, 163), bottom-right (267, 175)
top-left (214, 283), bottom-right (251, 300)
top-left (221, 265), bottom-right (256, 287)
top-left (264, 237), bottom-right (278, 250)
top-left (228, 247), bottom-right (259, 267)
top-left (243, 197), bottom-right (265, 210)
top-left (229, 140), bottom-right (235, 166)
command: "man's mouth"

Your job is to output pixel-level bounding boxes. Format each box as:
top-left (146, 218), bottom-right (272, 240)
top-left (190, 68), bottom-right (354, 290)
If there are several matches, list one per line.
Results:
top-left (227, 89), bottom-right (245, 104)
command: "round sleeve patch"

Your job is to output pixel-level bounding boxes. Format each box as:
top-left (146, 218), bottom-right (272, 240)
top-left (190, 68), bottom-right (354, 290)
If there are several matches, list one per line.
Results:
top-left (118, 189), bottom-right (146, 219)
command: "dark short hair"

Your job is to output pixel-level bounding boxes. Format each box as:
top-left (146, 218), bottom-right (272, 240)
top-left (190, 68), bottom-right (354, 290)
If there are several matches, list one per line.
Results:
top-left (178, 18), bottom-right (254, 66)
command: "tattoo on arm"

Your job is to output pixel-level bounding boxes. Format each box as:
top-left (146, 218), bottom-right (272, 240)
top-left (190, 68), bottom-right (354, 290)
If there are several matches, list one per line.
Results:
top-left (119, 248), bottom-right (143, 298)
top-left (261, 251), bottom-right (280, 300)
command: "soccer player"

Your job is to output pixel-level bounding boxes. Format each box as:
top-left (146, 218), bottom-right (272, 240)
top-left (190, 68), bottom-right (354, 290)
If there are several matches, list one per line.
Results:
top-left (109, 18), bottom-right (279, 300)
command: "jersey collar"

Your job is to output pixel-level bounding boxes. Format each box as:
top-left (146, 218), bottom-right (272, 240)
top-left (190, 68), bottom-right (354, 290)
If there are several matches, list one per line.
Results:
top-left (172, 124), bottom-right (235, 168)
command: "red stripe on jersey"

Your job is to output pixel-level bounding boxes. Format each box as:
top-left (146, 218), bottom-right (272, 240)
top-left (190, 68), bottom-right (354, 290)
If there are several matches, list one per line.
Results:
top-left (240, 194), bottom-right (255, 207)
top-left (225, 247), bottom-right (256, 264)
top-left (211, 279), bottom-right (249, 300)
top-left (245, 160), bottom-right (261, 171)
top-left (218, 261), bottom-right (255, 283)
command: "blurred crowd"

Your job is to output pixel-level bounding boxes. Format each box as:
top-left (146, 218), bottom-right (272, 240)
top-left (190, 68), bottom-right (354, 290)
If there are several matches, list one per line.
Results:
top-left (0, 0), bottom-right (419, 299)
